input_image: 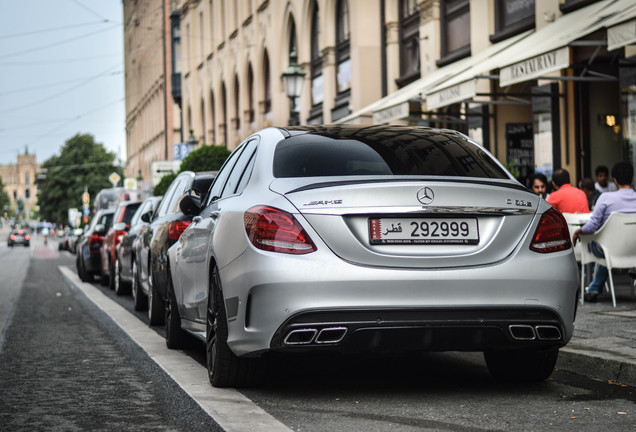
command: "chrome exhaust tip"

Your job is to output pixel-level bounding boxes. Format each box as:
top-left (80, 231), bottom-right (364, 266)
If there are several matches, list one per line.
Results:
top-left (284, 328), bottom-right (317, 345)
top-left (315, 327), bottom-right (347, 344)
top-left (509, 324), bottom-right (536, 340)
top-left (534, 325), bottom-right (562, 341)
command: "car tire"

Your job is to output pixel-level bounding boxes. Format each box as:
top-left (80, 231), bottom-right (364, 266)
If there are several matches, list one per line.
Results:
top-left (108, 258), bottom-right (116, 290)
top-left (100, 262), bottom-right (109, 286)
top-left (206, 266), bottom-right (261, 388)
top-left (77, 254), bottom-right (90, 283)
top-left (148, 270), bottom-right (165, 326)
top-left (484, 348), bottom-right (558, 382)
top-left (114, 259), bottom-right (129, 296)
top-left (165, 274), bottom-right (186, 349)
top-left (132, 261), bottom-right (147, 311)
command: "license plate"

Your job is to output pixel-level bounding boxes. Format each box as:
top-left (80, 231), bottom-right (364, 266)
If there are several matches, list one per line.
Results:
top-left (369, 217), bottom-right (479, 245)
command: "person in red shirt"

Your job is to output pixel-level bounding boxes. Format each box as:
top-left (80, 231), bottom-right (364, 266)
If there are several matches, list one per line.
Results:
top-left (547, 169), bottom-right (589, 214)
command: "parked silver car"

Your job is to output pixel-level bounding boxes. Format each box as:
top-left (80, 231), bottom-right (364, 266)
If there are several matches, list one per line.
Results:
top-left (167, 125), bottom-right (579, 388)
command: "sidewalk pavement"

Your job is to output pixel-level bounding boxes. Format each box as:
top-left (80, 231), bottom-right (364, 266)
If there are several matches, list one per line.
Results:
top-left (558, 271), bottom-right (636, 388)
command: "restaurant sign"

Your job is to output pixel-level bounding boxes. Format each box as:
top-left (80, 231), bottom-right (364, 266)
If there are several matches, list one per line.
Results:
top-left (500, 46), bottom-right (569, 87)
top-left (426, 79), bottom-right (476, 111)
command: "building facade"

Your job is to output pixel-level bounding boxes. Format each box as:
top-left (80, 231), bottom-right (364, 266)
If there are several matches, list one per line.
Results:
top-left (128, 0), bottom-right (636, 189)
top-left (123, 0), bottom-right (181, 190)
top-left (0, 150), bottom-right (39, 218)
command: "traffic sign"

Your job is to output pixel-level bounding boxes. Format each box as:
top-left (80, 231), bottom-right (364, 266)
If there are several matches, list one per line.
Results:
top-left (109, 172), bottom-right (121, 187)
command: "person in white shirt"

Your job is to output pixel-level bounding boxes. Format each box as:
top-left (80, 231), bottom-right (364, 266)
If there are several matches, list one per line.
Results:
top-left (595, 165), bottom-right (618, 193)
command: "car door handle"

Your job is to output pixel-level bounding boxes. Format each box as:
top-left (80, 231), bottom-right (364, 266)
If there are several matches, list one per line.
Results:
top-left (192, 216), bottom-right (202, 223)
top-left (209, 211), bottom-right (220, 219)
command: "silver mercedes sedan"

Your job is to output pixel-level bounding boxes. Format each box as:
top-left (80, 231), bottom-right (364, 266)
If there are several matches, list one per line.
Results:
top-left (166, 125), bottom-right (579, 388)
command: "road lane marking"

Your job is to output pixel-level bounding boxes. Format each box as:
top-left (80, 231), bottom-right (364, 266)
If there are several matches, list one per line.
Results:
top-left (59, 265), bottom-right (292, 432)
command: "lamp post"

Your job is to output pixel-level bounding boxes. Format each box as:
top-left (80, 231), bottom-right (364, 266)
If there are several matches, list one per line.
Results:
top-left (186, 129), bottom-right (199, 153)
top-left (281, 49), bottom-right (305, 126)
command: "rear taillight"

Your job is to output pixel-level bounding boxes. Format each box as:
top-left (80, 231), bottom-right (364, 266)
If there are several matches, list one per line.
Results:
top-left (168, 220), bottom-right (191, 240)
top-left (530, 208), bottom-right (572, 253)
top-left (244, 206), bottom-right (317, 254)
top-left (115, 230), bottom-right (126, 245)
top-left (24, 235), bottom-right (30, 241)
top-left (10, 235), bottom-right (16, 241)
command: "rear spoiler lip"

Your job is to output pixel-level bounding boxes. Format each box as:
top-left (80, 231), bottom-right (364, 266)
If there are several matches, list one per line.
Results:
top-left (284, 178), bottom-right (530, 195)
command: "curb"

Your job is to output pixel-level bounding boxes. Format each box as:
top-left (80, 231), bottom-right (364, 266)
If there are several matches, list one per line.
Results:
top-left (558, 346), bottom-right (636, 388)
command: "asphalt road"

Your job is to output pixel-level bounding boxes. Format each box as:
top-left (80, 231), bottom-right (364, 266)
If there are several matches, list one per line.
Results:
top-left (1, 234), bottom-right (635, 431)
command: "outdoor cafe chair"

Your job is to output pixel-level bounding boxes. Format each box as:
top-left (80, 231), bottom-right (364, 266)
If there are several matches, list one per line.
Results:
top-left (579, 212), bottom-right (636, 307)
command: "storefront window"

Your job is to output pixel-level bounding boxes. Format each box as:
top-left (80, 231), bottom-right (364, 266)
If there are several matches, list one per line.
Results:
top-left (621, 88), bottom-right (636, 186)
top-left (533, 112), bottom-right (553, 179)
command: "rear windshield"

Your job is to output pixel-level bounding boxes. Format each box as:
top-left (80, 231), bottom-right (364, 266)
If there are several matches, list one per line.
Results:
top-left (274, 130), bottom-right (508, 179)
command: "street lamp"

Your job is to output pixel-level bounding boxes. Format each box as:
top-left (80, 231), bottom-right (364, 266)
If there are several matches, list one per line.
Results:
top-left (281, 49), bottom-right (305, 126)
top-left (186, 129), bottom-right (199, 152)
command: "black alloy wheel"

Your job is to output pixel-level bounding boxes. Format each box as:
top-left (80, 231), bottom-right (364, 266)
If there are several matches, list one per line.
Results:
top-left (132, 261), bottom-right (147, 311)
top-left (148, 269), bottom-right (165, 326)
top-left (206, 266), bottom-right (260, 388)
top-left (165, 273), bottom-right (186, 349)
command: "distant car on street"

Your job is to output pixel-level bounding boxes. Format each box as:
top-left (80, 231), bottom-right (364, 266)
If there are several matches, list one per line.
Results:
top-left (165, 125), bottom-right (579, 388)
top-left (76, 209), bottom-right (115, 283)
top-left (99, 200), bottom-right (142, 292)
top-left (116, 196), bottom-right (162, 309)
top-left (7, 228), bottom-right (30, 247)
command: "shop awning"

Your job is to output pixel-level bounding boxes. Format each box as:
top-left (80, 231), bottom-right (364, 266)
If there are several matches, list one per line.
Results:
top-left (606, 4), bottom-right (636, 50)
top-left (337, 30), bottom-right (528, 124)
top-left (498, 0), bottom-right (635, 87)
top-left (425, 0), bottom-right (635, 110)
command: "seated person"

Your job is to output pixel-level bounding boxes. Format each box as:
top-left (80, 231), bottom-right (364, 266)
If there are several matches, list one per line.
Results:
top-left (547, 169), bottom-right (589, 214)
top-left (573, 162), bottom-right (636, 302)
top-left (595, 165), bottom-right (618, 193)
top-left (529, 173), bottom-right (548, 199)
top-left (581, 177), bottom-right (601, 210)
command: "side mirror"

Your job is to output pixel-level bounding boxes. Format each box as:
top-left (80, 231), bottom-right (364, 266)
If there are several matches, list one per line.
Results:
top-left (94, 224), bottom-right (107, 236)
top-left (113, 222), bottom-right (128, 232)
top-left (140, 210), bottom-right (153, 223)
top-left (179, 188), bottom-right (203, 215)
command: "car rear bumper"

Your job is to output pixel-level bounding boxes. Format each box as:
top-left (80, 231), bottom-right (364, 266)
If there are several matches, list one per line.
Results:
top-left (219, 247), bottom-right (579, 357)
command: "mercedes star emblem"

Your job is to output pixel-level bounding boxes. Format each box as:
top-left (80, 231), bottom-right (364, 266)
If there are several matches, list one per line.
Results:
top-left (417, 187), bottom-right (435, 205)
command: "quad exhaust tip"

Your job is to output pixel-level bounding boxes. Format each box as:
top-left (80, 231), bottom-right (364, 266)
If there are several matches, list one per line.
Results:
top-left (284, 327), bottom-right (348, 345)
top-left (508, 324), bottom-right (562, 341)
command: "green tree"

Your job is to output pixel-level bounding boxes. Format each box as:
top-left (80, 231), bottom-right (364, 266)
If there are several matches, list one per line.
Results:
top-left (0, 177), bottom-right (10, 214)
top-left (179, 144), bottom-right (230, 173)
top-left (153, 172), bottom-right (177, 196)
top-left (37, 133), bottom-right (122, 224)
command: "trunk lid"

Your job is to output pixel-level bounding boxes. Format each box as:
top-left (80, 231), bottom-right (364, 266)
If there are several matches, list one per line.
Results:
top-left (272, 178), bottom-right (540, 269)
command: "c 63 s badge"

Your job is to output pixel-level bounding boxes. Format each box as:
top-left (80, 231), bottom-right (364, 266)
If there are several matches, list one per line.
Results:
top-left (506, 198), bottom-right (533, 207)
top-left (303, 199), bottom-right (343, 206)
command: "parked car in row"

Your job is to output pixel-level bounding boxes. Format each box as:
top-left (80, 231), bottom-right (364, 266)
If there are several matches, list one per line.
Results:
top-left (99, 200), bottom-right (142, 292)
top-left (67, 228), bottom-right (85, 253)
top-left (7, 228), bottom-right (30, 247)
top-left (137, 171), bottom-right (216, 325)
top-left (164, 125), bottom-right (579, 388)
top-left (115, 196), bottom-right (162, 305)
top-left (76, 209), bottom-right (115, 283)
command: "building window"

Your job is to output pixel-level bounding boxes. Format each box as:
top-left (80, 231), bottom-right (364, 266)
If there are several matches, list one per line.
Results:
top-left (560, 0), bottom-right (597, 14)
top-left (25, 171), bottom-right (30, 185)
top-left (247, 64), bottom-right (255, 123)
top-left (309, 2), bottom-right (324, 123)
top-left (13, 191), bottom-right (17, 200)
top-left (25, 189), bottom-right (30, 199)
top-left (234, 75), bottom-right (240, 132)
top-left (210, 90), bottom-right (216, 144)
top-left (438, 0), bottom-right (470, 67)
top-left (289, 17), bottom-right (300, 116)
top-left (397, 0), bottom-right (420, 87)
top-left (491, 0), bottom-right (534, 43)
top-left (332, 0), bottom-right (351, 121)
top-left (263, 49), bottom-right (271, 114)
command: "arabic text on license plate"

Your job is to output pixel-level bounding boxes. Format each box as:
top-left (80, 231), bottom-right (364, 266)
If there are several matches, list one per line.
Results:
top-left (369, 217), bottom-right (479, 245)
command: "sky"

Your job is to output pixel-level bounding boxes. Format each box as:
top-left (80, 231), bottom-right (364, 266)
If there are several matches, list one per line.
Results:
top-left (0, 0), bottom-right (125, 167)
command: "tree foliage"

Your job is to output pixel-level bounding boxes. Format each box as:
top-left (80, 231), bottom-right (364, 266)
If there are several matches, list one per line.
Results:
top-left (37, 134), bottom-right (121, 224)
top-left (179, 144), bottom-right (231, 174)
top-left (152, 172), bottom-right (177, 196)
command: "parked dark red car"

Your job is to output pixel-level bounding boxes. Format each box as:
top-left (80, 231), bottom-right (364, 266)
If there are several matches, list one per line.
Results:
top-left (99, 200), bottom-right (141, 292)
